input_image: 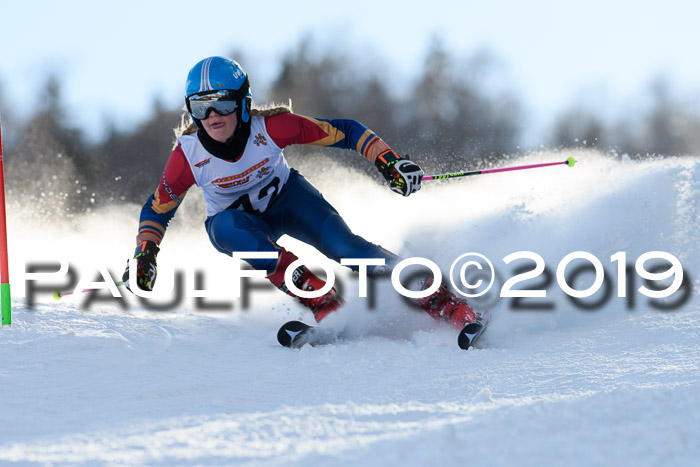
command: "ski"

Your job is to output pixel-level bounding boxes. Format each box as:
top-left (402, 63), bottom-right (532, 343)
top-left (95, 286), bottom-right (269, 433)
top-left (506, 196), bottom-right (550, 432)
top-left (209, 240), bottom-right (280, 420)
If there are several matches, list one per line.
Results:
top-left (277, 320), bottom-right (340, 348)
top-left (457, 310), bottom-right (491, 350)
top-left (278, 310), bottom-right (492, 350)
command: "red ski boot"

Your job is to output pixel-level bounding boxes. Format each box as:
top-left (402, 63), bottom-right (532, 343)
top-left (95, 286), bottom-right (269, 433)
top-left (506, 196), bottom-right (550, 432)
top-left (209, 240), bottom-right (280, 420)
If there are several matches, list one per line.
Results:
top-left (415, 279), bottom-right (478, 329)
top-left (289, 265), bottom-right (344, 322)
top-left (267, 250), bottom-right (344, 322)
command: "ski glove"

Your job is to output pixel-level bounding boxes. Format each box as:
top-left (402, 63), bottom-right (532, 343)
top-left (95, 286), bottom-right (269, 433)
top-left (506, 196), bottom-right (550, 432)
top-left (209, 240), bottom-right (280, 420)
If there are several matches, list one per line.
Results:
top-left (122, 240), bottom-right (160, 292)
top-left (375, 149), bottom-right (424, 197)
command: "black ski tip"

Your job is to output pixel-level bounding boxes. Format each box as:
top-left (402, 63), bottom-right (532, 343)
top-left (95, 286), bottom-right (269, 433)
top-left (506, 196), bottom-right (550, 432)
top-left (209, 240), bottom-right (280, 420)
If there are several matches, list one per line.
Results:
top-left (458, 322), bottom-right (485, 350)
top-left (277, 320), bottom-right (313, 347)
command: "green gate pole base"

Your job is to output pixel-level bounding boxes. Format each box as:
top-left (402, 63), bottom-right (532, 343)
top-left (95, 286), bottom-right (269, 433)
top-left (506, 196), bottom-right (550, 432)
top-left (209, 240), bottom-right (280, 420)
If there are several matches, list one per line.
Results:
top-left (1, 283), bottom-right (10, 326)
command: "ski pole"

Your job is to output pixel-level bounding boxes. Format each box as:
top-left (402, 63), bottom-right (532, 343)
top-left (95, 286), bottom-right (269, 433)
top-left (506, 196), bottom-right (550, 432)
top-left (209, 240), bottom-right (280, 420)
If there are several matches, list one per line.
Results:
top-left (423, 156), bottom-right (577, 181)
top-left (53, 282), bottom-right (125, 300)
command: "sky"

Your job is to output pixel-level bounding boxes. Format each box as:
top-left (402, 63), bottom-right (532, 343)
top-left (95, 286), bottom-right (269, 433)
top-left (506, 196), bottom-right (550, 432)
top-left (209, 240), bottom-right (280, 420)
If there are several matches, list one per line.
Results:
top-left (1, 0), bottom-right (699, 144)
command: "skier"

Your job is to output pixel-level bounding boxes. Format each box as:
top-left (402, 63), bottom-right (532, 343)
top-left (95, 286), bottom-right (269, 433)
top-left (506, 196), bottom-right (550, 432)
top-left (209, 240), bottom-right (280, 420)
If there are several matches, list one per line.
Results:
top-left (123, 56), bottom-right (476, 328)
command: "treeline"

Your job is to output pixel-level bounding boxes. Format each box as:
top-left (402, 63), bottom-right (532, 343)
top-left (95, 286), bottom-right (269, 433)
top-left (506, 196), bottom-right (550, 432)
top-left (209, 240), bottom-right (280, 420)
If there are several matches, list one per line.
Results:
top-left (1, 39), bottom-right (699, 218)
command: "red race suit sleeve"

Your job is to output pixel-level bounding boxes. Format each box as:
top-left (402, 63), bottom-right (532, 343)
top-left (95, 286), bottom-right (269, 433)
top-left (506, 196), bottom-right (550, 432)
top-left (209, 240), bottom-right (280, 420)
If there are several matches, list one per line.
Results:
top-left (264, 113), bottom-right (393, 164)
top-left (136, 145), bottom-right (195, 245)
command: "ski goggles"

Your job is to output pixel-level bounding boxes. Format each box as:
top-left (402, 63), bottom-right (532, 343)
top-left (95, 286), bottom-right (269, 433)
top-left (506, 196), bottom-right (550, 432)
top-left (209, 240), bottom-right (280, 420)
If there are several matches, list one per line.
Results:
top-left (186, 90), bottom-right (239, 120)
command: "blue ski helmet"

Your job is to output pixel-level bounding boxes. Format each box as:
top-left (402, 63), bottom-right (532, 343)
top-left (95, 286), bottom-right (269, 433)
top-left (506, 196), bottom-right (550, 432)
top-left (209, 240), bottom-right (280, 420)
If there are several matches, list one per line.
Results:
top-left (185, 57), bottom-right (252, 125)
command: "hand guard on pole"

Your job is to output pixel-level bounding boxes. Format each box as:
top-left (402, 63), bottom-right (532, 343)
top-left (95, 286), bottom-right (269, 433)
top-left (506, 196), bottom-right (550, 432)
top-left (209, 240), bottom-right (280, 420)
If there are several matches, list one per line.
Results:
top-left (375, 149), bottom-right (424, 197)
top-left (122, 240), bottom-right (160, 292)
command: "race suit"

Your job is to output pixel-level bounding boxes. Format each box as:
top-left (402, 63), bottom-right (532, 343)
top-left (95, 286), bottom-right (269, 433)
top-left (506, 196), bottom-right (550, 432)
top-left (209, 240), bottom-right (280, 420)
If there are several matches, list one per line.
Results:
top-left (135, 113), bottom-right (397, 274)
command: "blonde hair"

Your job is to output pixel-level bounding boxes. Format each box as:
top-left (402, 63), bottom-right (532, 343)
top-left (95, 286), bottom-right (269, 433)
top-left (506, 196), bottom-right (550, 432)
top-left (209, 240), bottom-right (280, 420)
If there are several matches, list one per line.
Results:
top-left (172, 99), bottom-right (293, 149)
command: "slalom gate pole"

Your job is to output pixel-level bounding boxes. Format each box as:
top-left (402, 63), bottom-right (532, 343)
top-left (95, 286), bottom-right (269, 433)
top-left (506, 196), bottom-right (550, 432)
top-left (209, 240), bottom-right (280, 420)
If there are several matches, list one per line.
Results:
top-left (54, 282), bottom-right (125, 300)
top-left (0, 116), bottom-right (11, 326)
top-left (423, 156), bottom-right (577, 181)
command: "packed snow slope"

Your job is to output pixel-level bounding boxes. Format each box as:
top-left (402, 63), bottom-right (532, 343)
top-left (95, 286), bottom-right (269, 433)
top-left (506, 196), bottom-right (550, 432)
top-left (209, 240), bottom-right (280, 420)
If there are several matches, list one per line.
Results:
top-left (1, 150), bottom-right (698, 466)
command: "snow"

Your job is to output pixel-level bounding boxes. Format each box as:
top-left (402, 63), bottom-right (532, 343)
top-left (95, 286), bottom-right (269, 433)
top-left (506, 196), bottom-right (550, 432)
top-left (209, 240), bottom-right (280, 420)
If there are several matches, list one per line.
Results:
top-left (1, 150), bottom-right (699, 466)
